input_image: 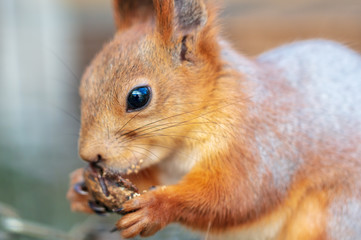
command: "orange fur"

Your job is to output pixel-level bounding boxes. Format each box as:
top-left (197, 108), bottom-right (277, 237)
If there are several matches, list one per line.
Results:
top-left (67, 0), bottom-right (361, 239)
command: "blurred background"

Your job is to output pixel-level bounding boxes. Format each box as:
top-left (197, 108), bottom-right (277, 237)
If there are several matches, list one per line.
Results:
top-left (0, 0), bottom-right (360, 239)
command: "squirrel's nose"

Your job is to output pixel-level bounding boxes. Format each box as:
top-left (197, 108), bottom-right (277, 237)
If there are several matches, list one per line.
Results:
top-left (80, 153), bottom-right (104, 163)
top-left (78, 134), bottom-right (113, 163)
top-left (79, 145), bottom-right (106, 163)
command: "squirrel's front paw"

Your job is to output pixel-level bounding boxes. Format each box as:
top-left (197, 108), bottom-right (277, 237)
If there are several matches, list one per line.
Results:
top-left (66, 168), bottom-right (93, 214)
top-left (115, 188), bottom-right (172, 239)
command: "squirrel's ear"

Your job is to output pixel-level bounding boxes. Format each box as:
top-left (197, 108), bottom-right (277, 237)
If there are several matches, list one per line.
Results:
top-left (153, 0), bottom-right (208, 43)
top-left (175, 0), bottom-right (208, 34)
top-left (113, 0), bottom-right (154, 31)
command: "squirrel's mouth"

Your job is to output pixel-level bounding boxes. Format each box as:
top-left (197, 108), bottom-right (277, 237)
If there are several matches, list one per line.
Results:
top-left (94, 157), bottom-right (145, 176)
top-left (88, 161), bottom-right (141, 196)
top-left (89, 162), bottom-right (110, 197)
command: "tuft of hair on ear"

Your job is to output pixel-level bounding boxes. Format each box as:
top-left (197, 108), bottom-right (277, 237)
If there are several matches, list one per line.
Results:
top-left (113, 0), bottom-right (154, 31)
top-left (174, 0), bottom-right (208, 34)
top-left (153, 0), bottom-right (209, 43)
top-left (176, 0), bottom-right (221, 64)
top-left (153, 0), bottom-right (221, 64)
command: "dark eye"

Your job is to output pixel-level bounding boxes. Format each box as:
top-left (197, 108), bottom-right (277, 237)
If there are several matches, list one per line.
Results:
top-left (126, 86), bottom-right (152, 112)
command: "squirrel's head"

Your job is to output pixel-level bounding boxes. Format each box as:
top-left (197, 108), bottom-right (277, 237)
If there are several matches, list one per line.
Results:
top-left (79, 0), bottom-right (223, 173)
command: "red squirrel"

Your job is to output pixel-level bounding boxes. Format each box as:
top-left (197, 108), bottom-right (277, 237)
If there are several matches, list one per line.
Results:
top-left (67, 0), bottom-right (361, 239)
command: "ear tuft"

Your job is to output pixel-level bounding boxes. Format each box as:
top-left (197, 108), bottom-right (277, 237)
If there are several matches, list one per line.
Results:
top-left (175, 0), bottom-right (207, 33)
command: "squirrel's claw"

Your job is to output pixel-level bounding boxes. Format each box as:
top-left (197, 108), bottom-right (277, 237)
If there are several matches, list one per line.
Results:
top-left (67, 168), bottom-right (93, 214)
top-left (74, 182), bottom-right (88, 196)
top-left (88, 201), bottom-right (108, 216)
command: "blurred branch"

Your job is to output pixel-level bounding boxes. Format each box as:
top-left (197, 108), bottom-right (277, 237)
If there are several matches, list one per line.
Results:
top-left (0, 203), bottom-right (19, 218)
top-left (0, 216), bottom-right (80, 240)
top-left (0, 202), bottom-right (82, 240)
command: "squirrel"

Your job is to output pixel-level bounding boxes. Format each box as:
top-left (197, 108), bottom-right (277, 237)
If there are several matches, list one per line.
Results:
top-left (67, 0), bottom-right (361, 239)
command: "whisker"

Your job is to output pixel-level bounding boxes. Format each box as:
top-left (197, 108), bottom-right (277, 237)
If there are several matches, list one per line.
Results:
top-left (122, 145), bottom-right (139, 161)
top-left (124, 101), bottom-right (237, 138)
top-left (131, 143), bottom-right (175, 151)
top-left (120, 100), bottom-right (236, 137)
top-left (132, 143), bottom-right (191, 158)
top-left (126, 127), bottom-right (231, 146)
top-left (115, 111), bottom-right (143, 136)
top-left (121, 100), bottom-right (237, 138)
top-left (119, 122), bottom-right (209, 145)
top-left (128, 121), bottom-right (223, 141)
top-left (128, 145), bottom-right (160, 160)
top-left (121, 133), bottom-right (203, 144)
top-left (111, 145), bottom-right (158, 164)
top-left (102, 150), bottom-right (131, 169)
top-left (205, 221), bottom-right (212, 240)
top-left (53, 105), bottom-right (81, 124)
top-left (159, 98), bottom-right (243, 106)
top-left (46, 47), bottom-right (80, 85)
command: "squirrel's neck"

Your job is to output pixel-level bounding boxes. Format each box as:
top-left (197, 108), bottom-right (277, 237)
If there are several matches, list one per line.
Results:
top-left (156, 40), bottom-right (256, 184)
top-left (219, 40), bottom-right (303, 195)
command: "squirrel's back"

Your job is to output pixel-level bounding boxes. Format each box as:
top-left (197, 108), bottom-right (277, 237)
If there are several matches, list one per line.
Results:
top-left (261, 40), bottom-right (361, 240)
top-left (255, 39), bottom-right (361, 170)
top-left (221, 39), bottom-right (361, 240)
top-left (219, 39), bottom-right (361, 239)
top-left (258, 39), bottom-right (361, 127)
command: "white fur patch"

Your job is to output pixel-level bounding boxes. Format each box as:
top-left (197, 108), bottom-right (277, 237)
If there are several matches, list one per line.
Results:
top-left (327, 197), bottom-right (361, 240)
top-left (158, 147), bottom-right (202, 185)
top-left (251, 40), bottom-right (361, 190)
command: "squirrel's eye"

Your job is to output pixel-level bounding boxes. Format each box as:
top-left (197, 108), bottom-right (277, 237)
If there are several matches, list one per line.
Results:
top-left (126, 86), bottom-right (152, 112)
